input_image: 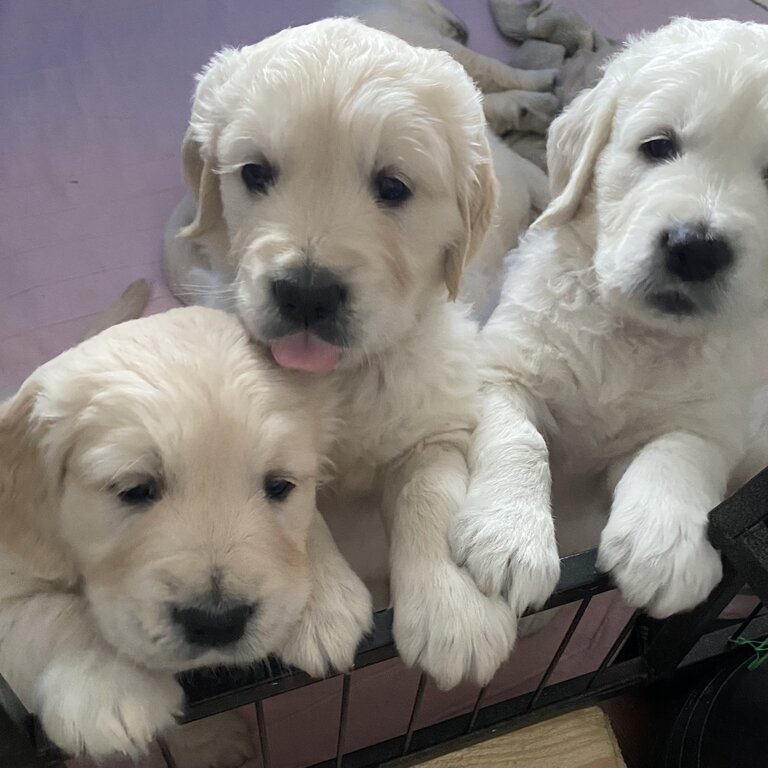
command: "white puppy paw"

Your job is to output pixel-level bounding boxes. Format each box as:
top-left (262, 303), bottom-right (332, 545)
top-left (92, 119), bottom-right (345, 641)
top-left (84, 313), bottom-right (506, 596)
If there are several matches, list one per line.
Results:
top-left (483, 90), bottom-right (560, 136)
top-left (394, 562), bottom-right (516, 690)
top-left (281, 567), bottom-right (373, 677)
top-left (163, 710), bottom-right (253, 768)
top-left (35, 654), bottom-right (183, 759)
top-left (451, 502), bottom-right (560, 616)
top-left (498, 66), bottom-right (558, 93)
top-left (598, 517), bottom-right (723, 619)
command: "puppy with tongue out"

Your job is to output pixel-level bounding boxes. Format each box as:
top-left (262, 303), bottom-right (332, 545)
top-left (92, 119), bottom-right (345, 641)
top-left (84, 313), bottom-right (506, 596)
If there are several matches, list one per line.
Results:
top-left (165, 17), bottom-right (521, 689)
top-left (271, 333), bottom-right (341, 374)
top-left (268, 267), bottom-right (347, 374)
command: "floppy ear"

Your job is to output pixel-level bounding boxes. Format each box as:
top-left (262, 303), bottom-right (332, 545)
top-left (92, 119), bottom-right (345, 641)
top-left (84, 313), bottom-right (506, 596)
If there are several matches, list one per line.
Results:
top-left (0, 381), bottom-right (78, 585)
top-left (445, 131), bottom-right (499, 300)
top-left (535, 81), bottom-right (617, 229)
top-left (178, 128), bottom-right (224, 240)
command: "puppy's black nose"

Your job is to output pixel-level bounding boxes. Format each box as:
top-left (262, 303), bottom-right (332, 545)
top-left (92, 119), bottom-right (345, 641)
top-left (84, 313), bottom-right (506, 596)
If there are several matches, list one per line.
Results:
top-left (661, 224), bottom-right (734, 283)
top-left (271, 269), bottom-right (347, 327)
top-left (172, 602), bottom-right (255, 648)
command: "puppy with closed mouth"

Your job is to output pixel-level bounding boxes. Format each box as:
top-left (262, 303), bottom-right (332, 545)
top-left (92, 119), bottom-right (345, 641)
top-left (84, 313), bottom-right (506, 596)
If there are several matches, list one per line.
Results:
top-left (452, 17), bottom-right (768, 633)
top-left (0, 307), bottom-right (371, 764)
top-left (164, 18), bottom-right (517, 689)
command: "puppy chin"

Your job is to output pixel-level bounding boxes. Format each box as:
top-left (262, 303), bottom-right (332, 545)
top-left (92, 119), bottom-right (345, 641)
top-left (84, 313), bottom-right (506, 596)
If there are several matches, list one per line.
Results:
top-left (109, 626), bottom-right (278, 673)
top-left (596, 253), bottom-right (725, 335)
top-left (131, 643), bottom-right (211, 673)
top-left (611, 285), bottom-right (725, 336)
top-left (155, 642), bottom-right (258, 673)
top-left (646, 288), bottom-right (699, 317)
top-left (640, 271), bottom-right (733, 329)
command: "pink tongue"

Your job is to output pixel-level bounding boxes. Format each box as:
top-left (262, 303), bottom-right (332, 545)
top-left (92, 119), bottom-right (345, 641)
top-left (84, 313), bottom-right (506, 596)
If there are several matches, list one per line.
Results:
top-left (270, 332), bottom-right (342, 374)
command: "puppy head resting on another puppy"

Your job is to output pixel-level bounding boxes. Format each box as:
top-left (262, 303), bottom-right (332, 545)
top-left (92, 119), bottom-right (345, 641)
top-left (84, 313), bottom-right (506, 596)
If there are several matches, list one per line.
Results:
top-left (180, 17), bottom-right (497, 373)
top-left (537, 18), bottom-right (768, 333)
top-left (0, 308), bottom-right (336, 672)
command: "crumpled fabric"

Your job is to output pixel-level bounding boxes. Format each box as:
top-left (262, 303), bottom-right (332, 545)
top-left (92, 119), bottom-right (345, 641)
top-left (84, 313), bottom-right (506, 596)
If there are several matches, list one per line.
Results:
top-left (489, 0), bottom-right (622, 167)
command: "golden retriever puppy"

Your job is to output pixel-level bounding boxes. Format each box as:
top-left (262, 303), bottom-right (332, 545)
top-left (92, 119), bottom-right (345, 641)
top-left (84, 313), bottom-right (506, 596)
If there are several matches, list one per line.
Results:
top-left (164, 14), bottom-right (549, 323)
top-left (0, 307), bottom-right (371, 763)
top-left (163, 18), bottom-right (517, 689)
top-left (452, 19), bottom-right (768, 630)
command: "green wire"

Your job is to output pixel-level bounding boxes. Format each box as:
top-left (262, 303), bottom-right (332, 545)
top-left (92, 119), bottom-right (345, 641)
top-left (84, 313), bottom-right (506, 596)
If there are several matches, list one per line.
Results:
top-left (729, 636), bottom-right (768, 671)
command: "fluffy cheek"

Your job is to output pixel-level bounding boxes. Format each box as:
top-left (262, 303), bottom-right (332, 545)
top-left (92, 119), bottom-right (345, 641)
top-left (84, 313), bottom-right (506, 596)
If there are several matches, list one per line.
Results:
top-left (220, 175), bottom-right (255, 242)
top-left (591, 150), bottom-right (660, 302)
top-left (268, 485), bottom-right (316, 551)
top-left (57, 487), bottom-right (177, 665)
top-left (349, 196), bottom-right (463, 346)
top-left (58, 485), bottom-right (133, 570)
top-left (711, 206), bottom-right (768, 320)
top-left (593, 210), bottom-right (654, 307)
top-left (240, 563), bottom-right (312, 661)
top-left (85, 571), bottom-right (177, 668)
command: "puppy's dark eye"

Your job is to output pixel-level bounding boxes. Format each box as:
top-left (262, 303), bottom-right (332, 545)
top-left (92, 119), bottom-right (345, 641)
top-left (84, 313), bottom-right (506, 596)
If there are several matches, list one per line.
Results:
top-left (241, 162), bottom-right (276, 194)
top-left (263, 476), bottom-right (295, 502)
top-left (118, 480), bottom-right (159, 507)
top-left (640, 134), bottom-right (680, 163)
top-left (374, 173), bottom-right (411, 206)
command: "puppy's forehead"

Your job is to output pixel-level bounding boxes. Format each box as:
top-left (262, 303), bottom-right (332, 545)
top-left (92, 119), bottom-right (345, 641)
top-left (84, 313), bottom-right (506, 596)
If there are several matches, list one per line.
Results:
top-left (219, 83), bottom-right (453, 184)
top-left (218, 18), bottom-right (461, 105)
top-left (209, 20), bottom-right (467, 181)
top-left (34, 308), bottom-right (329, 480)
top-left (616, 44), bottom-right (768, 145)
top-left (65, 376), bottom-right (323, 486)
top-left (74, 361), bottom-right (320, 441)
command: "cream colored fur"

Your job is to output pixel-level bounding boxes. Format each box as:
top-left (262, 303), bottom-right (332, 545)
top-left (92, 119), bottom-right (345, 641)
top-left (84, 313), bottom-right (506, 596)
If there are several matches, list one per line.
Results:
top-left (163, 9), bottom-right (549, 322)
top-left (453, 18), bottom-right (768, 633)
top-left (163, 18), bottom-right (519, 689)
top-left (0, 307), bottom-right (371, 763)
top-left (335, 0), bottom-right (557, 214)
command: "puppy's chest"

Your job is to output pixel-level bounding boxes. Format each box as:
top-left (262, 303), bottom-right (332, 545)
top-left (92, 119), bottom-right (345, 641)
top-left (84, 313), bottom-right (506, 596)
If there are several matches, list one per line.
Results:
top-left (322, 399), bottom-right (416, 512)
top-left (328, 356), bottom-right (478, 494)
top-left (539, 336), bottom-right (734, 468)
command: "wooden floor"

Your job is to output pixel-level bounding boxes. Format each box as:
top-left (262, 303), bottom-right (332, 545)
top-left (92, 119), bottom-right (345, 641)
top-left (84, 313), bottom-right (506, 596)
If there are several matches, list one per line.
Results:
top-left (415, 707), bottom-right (626, 768)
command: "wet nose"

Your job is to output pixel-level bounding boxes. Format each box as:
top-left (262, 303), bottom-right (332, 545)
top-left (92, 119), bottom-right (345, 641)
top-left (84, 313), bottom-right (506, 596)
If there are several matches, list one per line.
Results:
top-left (271, 267), bottom-right (347, 328)
top-left (172, 602), bottom-right (255, 648)
top-left (661, 223), bottom-right (734, 283)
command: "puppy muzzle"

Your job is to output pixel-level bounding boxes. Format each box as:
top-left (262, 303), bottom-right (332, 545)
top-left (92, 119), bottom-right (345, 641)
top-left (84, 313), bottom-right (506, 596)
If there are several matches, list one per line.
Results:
top-left (644, 222), bottom-right (735, 316)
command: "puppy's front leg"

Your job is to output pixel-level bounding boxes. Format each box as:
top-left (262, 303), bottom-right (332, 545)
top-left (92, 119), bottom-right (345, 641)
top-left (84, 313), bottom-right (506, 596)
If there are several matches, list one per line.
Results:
top-left (384, 432), bottom-right (516, 690)
top-left (451, 385), bottom-right (560, 616)
top-left (377, 20), bottom-right (556, 93)
top-left (436, 37), bottom-right (557, 93)
top-left (281, 511), bottom-right (373, 677)
top-left (598, 432), bottom-right (728, 618)
top-left (0, 590), bottom-right (182, 759)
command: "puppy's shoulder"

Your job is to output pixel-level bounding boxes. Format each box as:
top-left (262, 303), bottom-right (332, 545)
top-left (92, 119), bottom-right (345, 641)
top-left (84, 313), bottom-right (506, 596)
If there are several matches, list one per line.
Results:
top-left (480, 227), bottom-right (589, 380)
top-left (408, 300), bottom-right (481, 396)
